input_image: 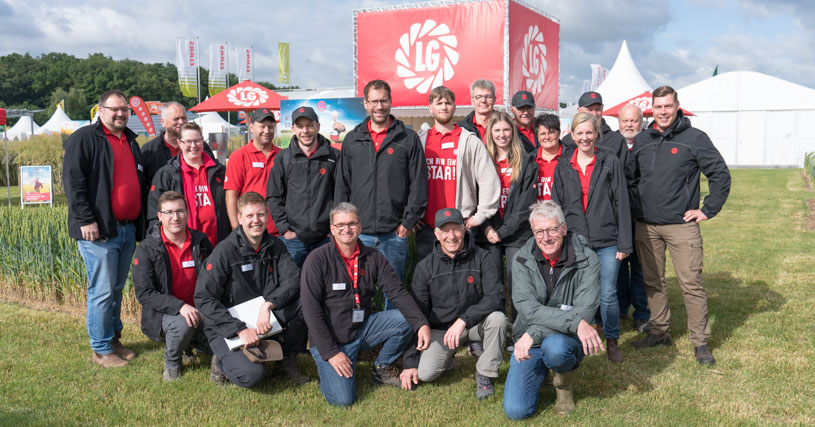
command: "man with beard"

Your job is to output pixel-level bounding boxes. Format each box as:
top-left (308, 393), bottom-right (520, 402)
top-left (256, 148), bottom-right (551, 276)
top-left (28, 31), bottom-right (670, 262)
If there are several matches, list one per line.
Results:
top-left (561, 91), bottom-right (625, 156)
top-left (458, 79), bottom-right (496, 142)
top-left (510, 90), bottom-right (538, 152)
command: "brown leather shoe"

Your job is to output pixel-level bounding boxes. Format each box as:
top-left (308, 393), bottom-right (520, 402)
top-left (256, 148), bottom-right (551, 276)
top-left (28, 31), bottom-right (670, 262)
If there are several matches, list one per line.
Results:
top-left (92, 352), bottom-right (128, 368)
top-left (113, 331), bottom-right (136, 361)
top-left (606, 339), bottom-right (624, 363)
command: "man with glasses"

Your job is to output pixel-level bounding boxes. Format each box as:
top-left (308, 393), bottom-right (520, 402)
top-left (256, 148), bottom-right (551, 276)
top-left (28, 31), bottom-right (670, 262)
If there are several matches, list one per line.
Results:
top-left (64, 90), bottom-right (146, 368)
top-left (335, 80), bottom-right (427, 291)
top-left (510, 90), bottom-right (538, 152)
top-left (301, 202), bottom-right (430, 406)
top-left (134, 191), bottom-right (214, 381)
top-left (503, 200), bottom-right (603, 419)
top-left (458, 79), bottom-right (496, 141)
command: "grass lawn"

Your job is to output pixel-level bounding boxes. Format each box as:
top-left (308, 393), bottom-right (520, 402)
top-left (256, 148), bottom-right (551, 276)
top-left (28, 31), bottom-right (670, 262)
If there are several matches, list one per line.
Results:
top-left (2, 169), bottom-right (815, 425)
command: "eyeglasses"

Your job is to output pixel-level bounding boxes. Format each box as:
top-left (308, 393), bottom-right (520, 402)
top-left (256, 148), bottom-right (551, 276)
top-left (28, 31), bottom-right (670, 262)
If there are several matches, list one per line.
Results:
top-left (473, 94), bottom-right (495, 102)
top-left (179, 138), bottom-right (204, 145)
top-left (101, 106), bottom-right (131, 114)
top-left (159, 209), bottom-right (188, 217)
top-left (331, 221), bottom-right (360, 230)
top-left (532, 227), bottom-right (561, 238)
top-left (365, 99), bottom-right (390, 106)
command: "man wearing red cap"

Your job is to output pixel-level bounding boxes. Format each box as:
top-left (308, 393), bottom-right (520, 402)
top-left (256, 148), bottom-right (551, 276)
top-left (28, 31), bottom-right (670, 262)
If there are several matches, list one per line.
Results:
top-left (562, 91), bottom-right (624, 156)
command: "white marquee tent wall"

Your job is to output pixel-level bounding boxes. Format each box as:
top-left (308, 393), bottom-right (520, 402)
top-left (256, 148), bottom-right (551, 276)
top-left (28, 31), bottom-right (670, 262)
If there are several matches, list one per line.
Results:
top-left (5, 116), bottom-right (40, 140)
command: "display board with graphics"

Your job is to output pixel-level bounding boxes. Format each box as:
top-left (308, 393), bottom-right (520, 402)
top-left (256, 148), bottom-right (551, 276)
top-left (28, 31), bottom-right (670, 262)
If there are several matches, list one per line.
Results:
top-left (20, 166), bottom-right (52, 207)
top-left (279, 98), bottom-right (366, 149)
top-left (355, 0), bottom-right (559, 110)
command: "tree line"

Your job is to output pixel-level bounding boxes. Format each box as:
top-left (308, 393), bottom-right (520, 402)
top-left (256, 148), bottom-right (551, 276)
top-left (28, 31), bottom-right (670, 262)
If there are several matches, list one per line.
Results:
top-left (0, 52), bottom-right (294, 126)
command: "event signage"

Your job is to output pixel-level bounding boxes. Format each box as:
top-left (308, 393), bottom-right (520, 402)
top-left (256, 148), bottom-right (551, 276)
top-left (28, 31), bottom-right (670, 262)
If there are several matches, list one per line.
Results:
top-left (279, 98), bottom-right (366, 149)
top-left (355, 0), bottom-right (560, 110)
top-left (209, 43), bottom-right (228, 96)
top-left (279, 42), bottom-right (290, 84)
top-left (176, 38), bottom-right (199, 98)
top-left (236, 47), bottom-right (253, 81)
top-left (20, 166), bottom-right (52, 207)
top-left (129, 96), bottom-right (156, 136)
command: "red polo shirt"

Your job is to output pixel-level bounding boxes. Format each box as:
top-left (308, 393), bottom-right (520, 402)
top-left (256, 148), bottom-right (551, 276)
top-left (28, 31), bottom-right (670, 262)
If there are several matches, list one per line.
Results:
top-left (102, 124), bottom-right (141, 221)
top-left (164, 140), bottom-right (180, 157)
top-left (472, 116), bottom-right (486, 141)
top-left (570, 150), bottom-right (596, 212)
top-left (180, 154), bottom-right (219, 246)
top-left (224, 140), bottom-right (280, 235)
top-left (496, 158), bottom-right (513, 218)
top-left (161, 227), bottom-right (197, 306)
top-left (518, 124), bottom-right (535, 146)
top-left (367, 118), bottom-right (392, 151)
top-left (536, 145), bottom-right (562, 201)
top-left (335, 241), bottom-right (360, 286)
top-left (424, 126), bottom-right (461, 226)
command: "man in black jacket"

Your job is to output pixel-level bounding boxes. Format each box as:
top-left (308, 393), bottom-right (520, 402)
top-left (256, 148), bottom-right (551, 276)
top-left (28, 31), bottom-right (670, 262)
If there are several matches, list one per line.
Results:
top-left (402, 208), bottom-right (507, 399)
top-left (301, 202), bottom-right (431, 407)
top-left (562, 91), bottom-right (625, 155)
top-left (510, 90), bottom-right (538, 152)
top-left (64, 89), bottom-right (145, 368)
top-left (626, 86), bottom-right (731, 366)
top-left (334, 80), bottom-right (428, 288)
top-left (133, 191), bottom-right (213, 381)
top-left (195, 192), bottom-right (310, 388)
top-left (458, 79), bottom-right (496, 142)
top-left (267, 106), bottom-right (339, 267)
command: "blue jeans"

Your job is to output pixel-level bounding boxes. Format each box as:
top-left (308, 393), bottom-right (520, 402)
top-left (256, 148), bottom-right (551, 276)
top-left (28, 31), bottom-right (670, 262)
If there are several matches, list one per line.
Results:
top-left (593, 246), bottom-right (621, 340)
top-left (77, 223), bottom-right (136, 354)
top-left (503, 334), bottom-right (585, 420)
top-left (359, 232), bottom-right (409, 310)
top-left (309, 310), bottom-right (414, 407)
top-left (280, 236), bottom-right (329, 268)
top-left (617, 247), bottom-right (650, 321)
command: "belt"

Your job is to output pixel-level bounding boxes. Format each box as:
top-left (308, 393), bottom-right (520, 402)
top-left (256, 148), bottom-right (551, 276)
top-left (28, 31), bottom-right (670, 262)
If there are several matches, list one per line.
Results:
top-left (116, 219), bottom-right (133, 227)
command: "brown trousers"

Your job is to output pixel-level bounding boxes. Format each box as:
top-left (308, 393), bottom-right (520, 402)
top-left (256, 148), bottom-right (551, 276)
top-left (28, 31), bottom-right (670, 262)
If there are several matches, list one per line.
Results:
top-left (635, 221), bottom-right (710, 346)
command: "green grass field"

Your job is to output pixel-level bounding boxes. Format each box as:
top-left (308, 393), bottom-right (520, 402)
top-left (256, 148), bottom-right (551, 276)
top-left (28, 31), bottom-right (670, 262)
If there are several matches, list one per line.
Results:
top-left (2, 169), bottom-right (815, 425)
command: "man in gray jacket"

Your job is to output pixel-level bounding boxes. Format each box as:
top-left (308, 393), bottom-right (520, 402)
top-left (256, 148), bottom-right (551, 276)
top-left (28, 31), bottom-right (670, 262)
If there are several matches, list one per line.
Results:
top-left (415, 85), bottom-right (500, 262)
top-left (503, 200), bottom-right (603, 420)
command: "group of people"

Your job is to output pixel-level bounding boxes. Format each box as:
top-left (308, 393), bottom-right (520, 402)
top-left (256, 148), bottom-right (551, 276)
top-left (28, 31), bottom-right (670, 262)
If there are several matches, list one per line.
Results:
top-left (62, 78), bottom-right (730, 419)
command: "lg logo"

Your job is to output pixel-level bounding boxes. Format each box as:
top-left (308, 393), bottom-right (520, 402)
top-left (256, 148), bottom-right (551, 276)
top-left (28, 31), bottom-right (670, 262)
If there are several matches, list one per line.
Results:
top-left (521, 25), bottom-right (547, 95)
top-left (395, 19), bottom-right (459, 94)
top-left (227, 87), bottom-right (269, 107)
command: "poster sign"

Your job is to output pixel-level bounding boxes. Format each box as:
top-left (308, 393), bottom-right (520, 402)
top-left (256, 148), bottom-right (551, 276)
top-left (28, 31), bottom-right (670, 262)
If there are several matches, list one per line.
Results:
top-left (20, 166), bottom-right (52, 207)
top-left (508, 0), bottom-right (560, 110)
top-left (279, 98), bottom-right (366, 149)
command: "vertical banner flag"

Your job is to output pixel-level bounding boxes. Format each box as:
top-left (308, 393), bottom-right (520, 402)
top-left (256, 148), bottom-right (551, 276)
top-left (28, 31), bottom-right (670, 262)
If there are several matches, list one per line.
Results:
top-left (237, 46), bottom-right (253, 81)
top-left (589, 64), bottom-right (608, 90)
top-left (209, 43), bottom-right (228, 96)
top-left (0, 108), bottom-right (6, 126)
top-left (278, 42), bottom-right (290, 84)
top-left (90, 104), bottom-right (99, 121)
top-left (129, 96), bottom-right (156, 136)
top-left (176, 38), bottom-right (198, 98)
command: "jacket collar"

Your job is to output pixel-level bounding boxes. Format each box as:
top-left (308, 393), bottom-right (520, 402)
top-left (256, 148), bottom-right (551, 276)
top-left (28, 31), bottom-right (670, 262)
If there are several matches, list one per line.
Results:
top-left (291, 133), bottom-right (332, 158)
top-left (432, 230), bottom-right (475, 262)
top-left (646, 109), bottom-right (690, 140)
top-left (92, 119), bottom-right (138, 143)
top-left (232, 225), bottom-right (273, 255)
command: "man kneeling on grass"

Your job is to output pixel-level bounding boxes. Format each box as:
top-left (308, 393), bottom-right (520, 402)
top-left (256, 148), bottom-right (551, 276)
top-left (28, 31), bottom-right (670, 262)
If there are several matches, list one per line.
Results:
top-left (503, 200), bottom-right (603, 419)
top-left (195, 192), bottom-right (311, 388)
top-left (133, 191), bottom-right (214, 381)
top-left (400, 208), bottom-right (508, 399)
top-left (301, 202), bottom-right (431, 407)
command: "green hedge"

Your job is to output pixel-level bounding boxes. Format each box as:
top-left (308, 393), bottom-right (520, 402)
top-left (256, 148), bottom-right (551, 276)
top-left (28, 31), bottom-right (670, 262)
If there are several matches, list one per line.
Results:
top-left (805, 152), bottom-right (815, 183)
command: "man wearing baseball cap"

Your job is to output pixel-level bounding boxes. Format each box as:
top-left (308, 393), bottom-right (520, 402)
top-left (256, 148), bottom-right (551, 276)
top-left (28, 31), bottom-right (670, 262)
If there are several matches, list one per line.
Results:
top-left (267, 106), bottom-right (339, 266)
top-left (510, 91), bottom-right (538, 153)
top-left (401, 208), bottom-right (508, 399)
top-left (561, 91), bottom-right (625, 157)
top-left (225, 108), bottom-right (281, 236)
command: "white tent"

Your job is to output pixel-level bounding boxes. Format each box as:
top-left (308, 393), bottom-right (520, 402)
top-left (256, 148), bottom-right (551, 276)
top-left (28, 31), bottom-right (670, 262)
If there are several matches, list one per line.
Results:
top-left (5, 115), bottom-right (40, 140)
top-left (596, 41), bottom-right (652, 119)
top-left (678, 71), bottom-right (815, 167)
top-left (35, 105), bottom-right (82, 135)
top-left (192, 112), bottom-right (239, 139)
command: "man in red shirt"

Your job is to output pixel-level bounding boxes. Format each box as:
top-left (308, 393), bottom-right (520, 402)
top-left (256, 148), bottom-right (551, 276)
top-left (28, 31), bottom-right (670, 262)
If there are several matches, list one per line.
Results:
top-left (133, 191), bottom-right (214, 381)
top-left (64, 90), bottom-right (146, 368)
top-left (225, 108), bottom-right (281, 235)
top-left (510, 91), bottom-right (537, 152)
top-left (415, 85), bottom-right (500, 263)
top-left (458, 79), bottom-right (496, 141)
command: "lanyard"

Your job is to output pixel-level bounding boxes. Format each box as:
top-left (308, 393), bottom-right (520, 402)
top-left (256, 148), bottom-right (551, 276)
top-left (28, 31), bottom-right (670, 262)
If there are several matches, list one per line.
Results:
top-left (350, 254), bottom-right (360, 308)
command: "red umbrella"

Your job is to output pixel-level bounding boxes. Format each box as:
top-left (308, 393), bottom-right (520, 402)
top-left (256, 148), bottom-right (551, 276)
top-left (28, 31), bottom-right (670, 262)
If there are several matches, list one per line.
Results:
top-left (603, 91), bottom-right (694, 117)
top-left (189, 80), bottom-right (287, 112)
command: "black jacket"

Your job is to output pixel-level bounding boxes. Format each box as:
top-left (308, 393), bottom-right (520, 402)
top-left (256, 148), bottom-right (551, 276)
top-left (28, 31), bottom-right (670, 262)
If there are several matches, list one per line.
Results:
top-left (625, 111), bottom-right (731, 224)
top-left (410, 232), bottom-right (504, 330)
top-left (457, 111), bottom-right (536, 152)
top-left (517, 126), bottom-right (538, 153)
top-left (63, 121), bottom-right (146, 241)
top-left (194, 227), bottom-right (302, 341)
top-left (266, 134), bottom-right (339, 244)
top-left (486, 152), bottom-right (538, 247)
top-left (141, 130), bottom-right (215, 189)
top-left (562, 118), bottom-right (625, 156)
top-left (300, 238), bottom-right (428, 366)
top-left (147, 154), bottom-right (231, 244)
top-left (334, 116), bottom-right (428, 233)
top-left (133, 225), bottom-right (213, 342)
top-left (552, 148), bottom-right (632, 252)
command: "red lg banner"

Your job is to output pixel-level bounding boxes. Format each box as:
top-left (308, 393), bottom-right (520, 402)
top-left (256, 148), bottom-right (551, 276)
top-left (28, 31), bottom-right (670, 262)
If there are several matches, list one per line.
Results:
top-left (356, 1), bottom-right (505, 107)
top-left (508, 0), bottom-right (559, 110)
top-left (0, 108), bottom-right (6, 126)
top-left (129, 96), bottom-right (156, 136)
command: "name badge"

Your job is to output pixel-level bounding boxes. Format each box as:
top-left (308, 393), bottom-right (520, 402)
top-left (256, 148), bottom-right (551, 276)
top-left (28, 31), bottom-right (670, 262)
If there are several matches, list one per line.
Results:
top-left (441, 142), bottom-right (455, 150)
top-left (241, 264), bottom-right (253, 272)
top-left (560, 304), bottom-right (573, 311)
top-left (332, 283), bottom-right (346, 291)
top-left (181, 260), bottom-right (195, 268)
top-left (352, 309), bottom-right (365, 323)
top-left (501, 167), bottom-right (513, 175)
top-left (137, 164), bottom-right (144, 172)
top-left (252, 162), bottom-right (265, 168)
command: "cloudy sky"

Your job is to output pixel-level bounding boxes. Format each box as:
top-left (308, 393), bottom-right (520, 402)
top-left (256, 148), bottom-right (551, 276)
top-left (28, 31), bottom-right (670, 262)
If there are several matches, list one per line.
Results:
top-left (1, 0), bottom-right (813, 102)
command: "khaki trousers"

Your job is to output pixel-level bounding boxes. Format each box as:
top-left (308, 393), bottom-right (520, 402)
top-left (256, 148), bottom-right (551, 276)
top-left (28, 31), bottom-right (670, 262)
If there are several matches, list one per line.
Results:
top-left (635, 221), bottom-right (711, 346)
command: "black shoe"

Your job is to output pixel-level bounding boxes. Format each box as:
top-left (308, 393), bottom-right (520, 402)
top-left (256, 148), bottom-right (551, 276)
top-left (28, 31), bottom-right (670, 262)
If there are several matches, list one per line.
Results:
top-left (371, 364), bottom-right (401, 388)
top-left (280, 355), bottom-right (312, 385)
top-left (694, 345), bottom-right (716, 366)
top-left (632, 332), bottom-right (672, 349)
top-left (468, 342), bottom-right (484, 357)
top-left (163, 366), bottom-right (182, 382)
top-left (475, 372), bottom-right (495, 399)
top-left (635, 319), bottom-right (651, 334)
top-left (209, 356), bottom-right (229, 386)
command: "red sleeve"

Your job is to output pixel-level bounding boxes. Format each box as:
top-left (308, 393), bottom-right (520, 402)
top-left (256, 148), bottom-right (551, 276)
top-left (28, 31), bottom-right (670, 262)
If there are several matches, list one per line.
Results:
top-left (224, 148), bottom-right (245, 192)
